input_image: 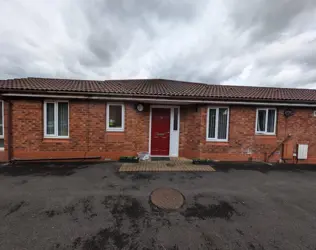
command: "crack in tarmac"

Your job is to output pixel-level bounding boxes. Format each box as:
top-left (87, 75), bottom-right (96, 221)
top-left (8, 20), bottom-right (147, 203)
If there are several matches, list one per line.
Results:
top-left (5, 201), bottom-right (27, 216)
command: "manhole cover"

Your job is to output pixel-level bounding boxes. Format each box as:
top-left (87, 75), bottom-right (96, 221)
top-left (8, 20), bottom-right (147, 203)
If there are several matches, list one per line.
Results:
top-left (150, 188), bottom-right (184, 210)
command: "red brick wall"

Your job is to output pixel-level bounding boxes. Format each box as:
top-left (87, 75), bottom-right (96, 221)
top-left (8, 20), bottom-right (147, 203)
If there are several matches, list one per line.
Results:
top-left (1, 99), bottom-right (316, 163)
top-left (179, 106), bottom-right (201, 158)
top-left (3, 99), bottom-right (149, 161)
top-left (196, 105), bottom-right (316, 163)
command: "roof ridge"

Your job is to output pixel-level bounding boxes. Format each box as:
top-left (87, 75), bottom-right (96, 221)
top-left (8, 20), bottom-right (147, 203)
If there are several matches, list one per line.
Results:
top-left (1, 78), bottom-right (316, 102)
top-left (25, 77), bottom-right (103, 82)
top-left (157, 78), bottom-right (212, 86)
top-left (216, 83), bottom-right (316, 92)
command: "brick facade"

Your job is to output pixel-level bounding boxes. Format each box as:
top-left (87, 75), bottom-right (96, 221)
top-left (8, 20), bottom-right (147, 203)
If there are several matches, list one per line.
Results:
top-left (1, 99), bottom-right (316, 163)
top-left (2, 99), bottom-right (149, 161)
top-left (183, 105), bottom-right (316, 163)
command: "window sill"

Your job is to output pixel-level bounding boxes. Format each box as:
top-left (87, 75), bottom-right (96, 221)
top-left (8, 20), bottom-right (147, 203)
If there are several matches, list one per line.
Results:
top-left (255, 133), bottom-right (276, 137)
top-left (106, 129), bottom-right (124, 133)
top-left (206, 139), bottom-right (229, 143)
top-left (0, 148), bottom-right (4, 151)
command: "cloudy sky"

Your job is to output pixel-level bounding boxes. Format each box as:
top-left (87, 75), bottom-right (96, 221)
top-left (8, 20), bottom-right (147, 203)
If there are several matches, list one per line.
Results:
top-left (1, 0), bottom-right (316, 88)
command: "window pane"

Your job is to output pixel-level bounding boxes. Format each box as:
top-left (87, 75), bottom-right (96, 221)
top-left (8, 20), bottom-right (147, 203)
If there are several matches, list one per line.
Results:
top-left (58, 103), bottom-right (68, 136)
top-left (208, 109), bottom-right (216, 138)
top-left (0, 139), bottom-right (4, 148)
top-left (109, 105), bottom-right (122, 128)
top-left (218, 108), bottom-right (228, 139)
top-left (257, 110), bottom-right (266, 132)
top-left (267, 109), bottom-right (276, 133)
top-left (46, 103), bottom-right (55, 135)
top-left (173, 108), bottom-right (178, 131)
top-left (0, 101), bottom-right (3, 136)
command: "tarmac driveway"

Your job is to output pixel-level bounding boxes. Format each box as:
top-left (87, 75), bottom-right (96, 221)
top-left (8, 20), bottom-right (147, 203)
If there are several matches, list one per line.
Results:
top-left (0, 162), bottom-right (316, 250)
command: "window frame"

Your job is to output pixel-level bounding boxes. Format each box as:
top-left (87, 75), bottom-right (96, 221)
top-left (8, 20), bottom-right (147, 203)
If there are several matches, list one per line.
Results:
top-left (206, 106), bottom-right (230, 142)
top-left (255, 108), bottom-right (277, 135)
top-left (43, 100), bottom-right (69, 138)
top-left (106, 103), bottom-right (125, 132)
top-left (0, 100), bottom-right (3, 139)
top-left (173, 107), bottom-right (179, 131)
top-left (0, 100), bottom-right (4, 150)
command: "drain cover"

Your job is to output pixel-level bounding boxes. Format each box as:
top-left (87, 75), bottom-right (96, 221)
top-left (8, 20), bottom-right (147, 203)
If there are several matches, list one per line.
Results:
top-left (150, 188), bottom-right (184, 210)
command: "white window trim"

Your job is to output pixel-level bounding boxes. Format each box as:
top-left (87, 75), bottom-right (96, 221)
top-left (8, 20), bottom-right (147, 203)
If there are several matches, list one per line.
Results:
top-left (255, 108), bottom-right (277, 135)
top-left (44, 100), bottom-right (69, 138)
top-left (206, 106), bottom-right (229, 142)
top-left (106, 103), bottom-right (125, 132)
top-left (0, 100), bottom-right (3, 140)
top-left (0, 100), bottom-right (4, 150)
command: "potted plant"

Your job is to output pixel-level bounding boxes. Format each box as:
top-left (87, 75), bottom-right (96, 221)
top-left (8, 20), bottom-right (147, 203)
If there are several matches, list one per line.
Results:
top-left (192, 158), bottom-right (213, 165)
top-left (119, 156), bottom-right (139, 163)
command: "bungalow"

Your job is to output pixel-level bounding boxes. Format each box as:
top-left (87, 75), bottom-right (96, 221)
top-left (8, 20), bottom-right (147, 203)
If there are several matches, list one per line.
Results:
top-left (0, 77), bottom-right (316, 163)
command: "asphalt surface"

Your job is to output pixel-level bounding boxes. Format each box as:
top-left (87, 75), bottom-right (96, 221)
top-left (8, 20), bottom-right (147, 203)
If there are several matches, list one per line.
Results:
top-left (0, 162), bottom-right (316, 250)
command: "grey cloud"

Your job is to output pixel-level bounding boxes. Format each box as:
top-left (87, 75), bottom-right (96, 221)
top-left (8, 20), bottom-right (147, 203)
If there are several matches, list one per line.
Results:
top-left (229, 0), bottom-right (316, 42)
top-left (76, 0), bottom-right (208, 68)
top-left (1, 0), bottom-right (316, 89)
top-left (81, 0), bottom-right (205, 24)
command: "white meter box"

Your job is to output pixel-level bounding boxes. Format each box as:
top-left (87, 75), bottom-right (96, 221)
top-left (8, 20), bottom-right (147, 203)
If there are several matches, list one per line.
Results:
top-left (297, 144), bottom-right (308, 160)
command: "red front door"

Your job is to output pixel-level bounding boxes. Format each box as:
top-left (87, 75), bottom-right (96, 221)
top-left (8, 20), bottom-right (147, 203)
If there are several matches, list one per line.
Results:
top-left (151, 108), bottom-right (170, 156)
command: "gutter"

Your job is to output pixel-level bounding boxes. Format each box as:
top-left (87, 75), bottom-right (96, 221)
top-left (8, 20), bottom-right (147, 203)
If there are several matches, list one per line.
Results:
top-left (2, 93), bottom-right (316, 107)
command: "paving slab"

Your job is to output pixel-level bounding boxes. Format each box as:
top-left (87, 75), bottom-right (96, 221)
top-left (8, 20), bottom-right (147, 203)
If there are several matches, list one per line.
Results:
top-left (119, 158), bottom-right (215, 172)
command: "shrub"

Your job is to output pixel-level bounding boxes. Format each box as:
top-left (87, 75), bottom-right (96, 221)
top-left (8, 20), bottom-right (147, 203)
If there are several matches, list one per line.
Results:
top-left (192, 158), bottom-right (213, 165)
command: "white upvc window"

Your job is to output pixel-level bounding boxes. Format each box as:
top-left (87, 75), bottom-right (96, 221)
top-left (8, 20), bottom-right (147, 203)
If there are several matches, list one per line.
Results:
top-left (44, 101), bottom-right (69, 138)
top-left (0, 100), bottom-right (4, 149)
top-left (255, 108), bottom-right (277, 135)
top-left (206, 107), bottom-right (229, 141)
top-left (106, 103), bottom-right (125, 132)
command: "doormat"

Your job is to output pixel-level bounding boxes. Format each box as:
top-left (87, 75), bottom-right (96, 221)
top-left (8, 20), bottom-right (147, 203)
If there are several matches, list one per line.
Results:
top-left (151, 157), bottom-right (170, 161)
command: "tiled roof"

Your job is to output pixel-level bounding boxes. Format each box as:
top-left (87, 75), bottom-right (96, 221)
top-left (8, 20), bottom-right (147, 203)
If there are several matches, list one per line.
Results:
top-left (0, 77), bottom-right (316, 103)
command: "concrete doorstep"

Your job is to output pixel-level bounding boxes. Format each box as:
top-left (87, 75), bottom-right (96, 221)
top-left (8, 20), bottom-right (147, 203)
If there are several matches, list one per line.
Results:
top-left (119, 159), bottom-right (215, 172)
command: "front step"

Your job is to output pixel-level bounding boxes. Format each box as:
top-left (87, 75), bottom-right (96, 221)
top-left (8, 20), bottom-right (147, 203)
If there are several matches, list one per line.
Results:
top-left (150, 157), bottom-right (170, 161)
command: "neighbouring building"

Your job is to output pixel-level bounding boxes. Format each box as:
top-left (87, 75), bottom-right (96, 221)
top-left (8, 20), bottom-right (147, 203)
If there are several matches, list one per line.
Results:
top-left (0, 78), bottom-right (315, 163)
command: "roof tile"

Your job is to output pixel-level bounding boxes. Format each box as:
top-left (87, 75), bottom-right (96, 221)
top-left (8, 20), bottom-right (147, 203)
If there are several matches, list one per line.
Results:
top-left (0, 77), bottom-right (316, 103)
